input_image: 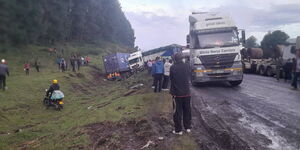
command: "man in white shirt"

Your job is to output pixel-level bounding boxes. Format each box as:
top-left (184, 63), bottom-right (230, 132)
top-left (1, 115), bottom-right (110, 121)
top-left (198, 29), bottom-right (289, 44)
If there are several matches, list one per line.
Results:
top-left (162, 59), bottom-right (172, 90)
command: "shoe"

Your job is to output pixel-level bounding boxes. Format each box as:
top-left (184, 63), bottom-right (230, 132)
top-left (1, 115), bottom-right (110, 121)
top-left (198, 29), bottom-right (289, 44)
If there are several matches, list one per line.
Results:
top-left (290, 87), bottom-right (297, 90)
top-left (151, 86), bottom-right (155, 89)
top-left (172, 131), bottom-right (183, 135)
top-left (186, 129), bottom-right (191, 133)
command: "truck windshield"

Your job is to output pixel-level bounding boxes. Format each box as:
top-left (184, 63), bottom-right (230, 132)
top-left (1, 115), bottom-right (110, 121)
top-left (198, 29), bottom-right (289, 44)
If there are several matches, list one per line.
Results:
top-left (129, 58), bottom-right (140, 64)
top-left (197, 30), bottom-right (239, 49)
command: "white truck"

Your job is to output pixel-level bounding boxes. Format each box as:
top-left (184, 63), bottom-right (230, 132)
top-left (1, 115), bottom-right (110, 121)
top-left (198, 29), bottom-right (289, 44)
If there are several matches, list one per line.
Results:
top-left (188, 12), bottom-right (246, 86)
top-left (128, 51), bottom-right (144, 72)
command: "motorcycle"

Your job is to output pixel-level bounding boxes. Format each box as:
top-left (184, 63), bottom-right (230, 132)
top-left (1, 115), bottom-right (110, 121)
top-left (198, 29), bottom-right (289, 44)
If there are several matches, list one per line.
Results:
top-left (43, 89), bottom-right (64, 111)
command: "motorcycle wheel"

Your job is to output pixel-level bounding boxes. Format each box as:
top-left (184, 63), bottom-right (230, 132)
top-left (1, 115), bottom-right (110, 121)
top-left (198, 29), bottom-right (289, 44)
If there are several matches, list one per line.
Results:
top-left (56, 105), bottom-right (63, 111)
top-left (43, 98), bottom-right (50, 107)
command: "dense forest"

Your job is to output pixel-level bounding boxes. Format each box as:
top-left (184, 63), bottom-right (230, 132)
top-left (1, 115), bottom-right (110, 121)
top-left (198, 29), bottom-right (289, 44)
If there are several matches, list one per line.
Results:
top-left (0, 0), bottom-right (135, 47)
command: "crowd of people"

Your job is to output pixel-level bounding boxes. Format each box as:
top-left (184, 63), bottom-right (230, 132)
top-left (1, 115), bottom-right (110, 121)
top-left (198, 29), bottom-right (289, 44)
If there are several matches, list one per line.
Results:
top-left (56, 55), bottom-right (91, 73)
top-left (0, 49), bottom-right (92, 91)
top-left (145, 57), bottom-right (173, 93)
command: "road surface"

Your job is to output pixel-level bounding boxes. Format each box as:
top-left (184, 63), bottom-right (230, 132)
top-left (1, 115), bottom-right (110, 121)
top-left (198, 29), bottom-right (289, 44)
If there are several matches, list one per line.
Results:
top-left (191, 74), bottom-right (300, 150)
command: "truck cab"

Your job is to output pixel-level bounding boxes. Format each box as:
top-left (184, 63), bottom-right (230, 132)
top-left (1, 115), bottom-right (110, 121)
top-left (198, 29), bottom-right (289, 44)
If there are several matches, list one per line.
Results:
top-left (189, 12), bottom-right (245, 86)
top-left (128, 51), bottom-right (144, 72)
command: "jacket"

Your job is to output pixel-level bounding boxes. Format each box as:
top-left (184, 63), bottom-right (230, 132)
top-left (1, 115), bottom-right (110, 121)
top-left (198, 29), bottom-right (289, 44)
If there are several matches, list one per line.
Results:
top-left (0, 64), bottom-right (9, 76)
top-left (153, 61), bottom-right (164, 74)
top-left (170, 61), bottom-right (190, 97)
top-left (46, 84), bottom-right (60, 97)
top-left (164, 62), bottom-right (172, 76)
top-left (297, 58), bottom-right (300, 72)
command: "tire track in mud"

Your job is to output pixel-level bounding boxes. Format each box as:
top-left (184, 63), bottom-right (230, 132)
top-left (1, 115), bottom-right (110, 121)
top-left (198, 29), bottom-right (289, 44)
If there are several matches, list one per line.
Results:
top-left (191, 94), bottom-right (251, 150)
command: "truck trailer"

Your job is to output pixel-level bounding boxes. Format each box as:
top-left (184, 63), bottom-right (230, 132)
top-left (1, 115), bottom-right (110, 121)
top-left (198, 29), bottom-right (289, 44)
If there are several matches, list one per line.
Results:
top-left (102, 53), bottom-right (130, 75)
top-left (188, 12), bottom-right (246, 86)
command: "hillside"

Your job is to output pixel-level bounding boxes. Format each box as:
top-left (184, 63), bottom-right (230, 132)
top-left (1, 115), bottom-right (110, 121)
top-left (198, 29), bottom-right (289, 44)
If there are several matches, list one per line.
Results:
top-left (0, 0), bottom-right (135, 47)
top-left (0, 45), bottom-right (197, 149)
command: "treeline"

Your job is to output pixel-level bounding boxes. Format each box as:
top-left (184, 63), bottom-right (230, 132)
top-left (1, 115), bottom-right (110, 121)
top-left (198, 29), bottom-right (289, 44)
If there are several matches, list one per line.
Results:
top-left (0, 0), bottom-right (135, 47)
top-left (245, 30), bottom-right (290, 58)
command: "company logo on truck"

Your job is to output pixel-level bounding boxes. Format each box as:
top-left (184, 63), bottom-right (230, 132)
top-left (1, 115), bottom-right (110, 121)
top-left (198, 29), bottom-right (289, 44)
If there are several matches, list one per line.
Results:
top-left (199, 48), bottom-right (236, 55)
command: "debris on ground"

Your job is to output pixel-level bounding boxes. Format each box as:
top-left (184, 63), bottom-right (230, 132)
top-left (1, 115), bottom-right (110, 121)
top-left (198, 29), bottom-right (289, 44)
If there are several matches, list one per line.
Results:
top-left (140, 140), bottom-right (155, 149)
top-left (123, 90), bottom-right (138, 96)
top-left (130, 84), bottom-right (144, 89)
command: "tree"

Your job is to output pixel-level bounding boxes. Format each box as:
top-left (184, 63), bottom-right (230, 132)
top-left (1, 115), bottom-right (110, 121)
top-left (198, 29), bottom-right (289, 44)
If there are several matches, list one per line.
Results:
top-left (0, 0), bottom-right (135, 48)
top-left (261, 30), bottom-right (289, 58)
top-left (245, 36), bottom-right (259, 48)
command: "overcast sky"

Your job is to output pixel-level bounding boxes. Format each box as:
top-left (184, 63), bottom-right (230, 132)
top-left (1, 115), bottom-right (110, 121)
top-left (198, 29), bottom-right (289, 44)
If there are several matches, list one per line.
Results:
top-left (119, 0), bottom-right (300, 50)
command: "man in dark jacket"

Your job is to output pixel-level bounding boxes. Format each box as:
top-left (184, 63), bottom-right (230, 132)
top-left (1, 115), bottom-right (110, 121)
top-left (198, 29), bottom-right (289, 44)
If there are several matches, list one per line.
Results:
top-left (152, 57), bottom-right (164, 93)
top-left (46, 79), bottom-right (60, 98)
top-left (0, 59), bottom-right (9, 91)
top-left (291, 50), bottom-right (300, 89)
top-left (170, 53), bottom-right (191, 135)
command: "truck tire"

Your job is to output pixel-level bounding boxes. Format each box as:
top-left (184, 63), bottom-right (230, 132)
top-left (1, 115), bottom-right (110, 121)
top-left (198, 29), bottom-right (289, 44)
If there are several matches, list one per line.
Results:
top-left (259, 67), bottom-right (265, 75)
top-left (229, 80), bottom-right (242, 87)
top-left (266, 67), bottom-right (273, 77)
top-left (192, 81), bottom-right (198, 87)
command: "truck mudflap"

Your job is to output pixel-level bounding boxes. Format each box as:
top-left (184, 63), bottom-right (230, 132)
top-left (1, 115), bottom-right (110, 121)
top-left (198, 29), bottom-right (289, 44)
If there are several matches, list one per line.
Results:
top-left (192, 67), bottom-right (243, 83)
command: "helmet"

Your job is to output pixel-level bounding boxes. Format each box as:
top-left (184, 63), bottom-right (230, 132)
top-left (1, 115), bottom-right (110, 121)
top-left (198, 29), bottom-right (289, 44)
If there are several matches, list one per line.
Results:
top-left (1, 59), bottom-right (5, 63)
top-left (52, 79), bottom-right (58, 84)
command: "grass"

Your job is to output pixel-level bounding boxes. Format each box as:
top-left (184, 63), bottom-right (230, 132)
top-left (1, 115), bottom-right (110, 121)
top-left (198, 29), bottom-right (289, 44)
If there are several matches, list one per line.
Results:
top-left (0, 43), bottom-right (198, 149)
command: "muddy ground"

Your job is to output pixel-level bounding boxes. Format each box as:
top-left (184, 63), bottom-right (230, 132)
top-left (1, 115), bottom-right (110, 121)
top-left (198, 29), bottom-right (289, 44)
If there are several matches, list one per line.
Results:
top-left (191, 74), bottom-right (300, 150)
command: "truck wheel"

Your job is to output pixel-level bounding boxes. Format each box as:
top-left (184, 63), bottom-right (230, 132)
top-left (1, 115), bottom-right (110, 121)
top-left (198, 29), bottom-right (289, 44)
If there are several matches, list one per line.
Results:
top-left (229, 80), bottom-right (242, 87)
top-left (191, 81), bottom-right (198, 87)
top-left (259, 67), bottom-right (265, 75)
top-left (266, 67), bottom-right (273, 77)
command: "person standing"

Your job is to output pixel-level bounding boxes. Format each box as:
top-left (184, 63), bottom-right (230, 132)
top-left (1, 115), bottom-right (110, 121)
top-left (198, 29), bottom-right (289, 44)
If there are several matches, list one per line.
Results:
top-left (170, 53), bottom-right (191, 135)
top-left (24, 62), bottom-right (30, 75)
top-left (34, 59), bottom-right (40, 72)
top-left (60, 58), bottom-right (66, 72)
top-left (0, 59), bottom-right (9, 91)
top-left (283, 59), bottom-right (293, 82)
top-left (147, 60), bottom-right (153, 75)
top-left (291, 50), bottom-right (300, 90)
top-left (76, 57), bottom-right (81, 71)
top-left (162, 59), bottom-right (172, 90)
top-left (276, 57), bottom-right (283, 81)
top-left (56, 57), bottom-right (61, 70)
top-left (70, 56), bottom-right (76, 72)
top-left (86, 56), bottom-right (90, 65)
top-left (152, 57), bottom-right (164, 93)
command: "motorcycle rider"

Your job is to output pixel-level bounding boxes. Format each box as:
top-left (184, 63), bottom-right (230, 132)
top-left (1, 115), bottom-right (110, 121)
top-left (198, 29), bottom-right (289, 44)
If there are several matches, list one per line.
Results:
top-left (46, 79), bottom-right (60, 98)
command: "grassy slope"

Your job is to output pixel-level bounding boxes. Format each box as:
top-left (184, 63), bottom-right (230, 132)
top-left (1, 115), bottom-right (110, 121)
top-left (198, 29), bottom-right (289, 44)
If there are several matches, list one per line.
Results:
top-left (0, 44), bottom-right (197, 150)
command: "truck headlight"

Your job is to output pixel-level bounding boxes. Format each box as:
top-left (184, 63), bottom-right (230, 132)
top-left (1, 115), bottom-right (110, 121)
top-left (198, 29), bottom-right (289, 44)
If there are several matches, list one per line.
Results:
top-left (233, 70), bottom-right (242, 75)
top-left (196, 72), bottom-right (204, 77)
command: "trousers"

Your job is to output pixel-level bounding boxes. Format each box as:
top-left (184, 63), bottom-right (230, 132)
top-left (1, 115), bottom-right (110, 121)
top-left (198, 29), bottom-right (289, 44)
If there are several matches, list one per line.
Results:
top-left (173, 96), bottom-right (192, 132)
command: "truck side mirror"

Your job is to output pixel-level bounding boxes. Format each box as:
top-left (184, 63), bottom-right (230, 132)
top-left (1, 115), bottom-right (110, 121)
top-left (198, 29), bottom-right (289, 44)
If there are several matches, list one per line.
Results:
top-left (241, 30), bottom-right (246, 46)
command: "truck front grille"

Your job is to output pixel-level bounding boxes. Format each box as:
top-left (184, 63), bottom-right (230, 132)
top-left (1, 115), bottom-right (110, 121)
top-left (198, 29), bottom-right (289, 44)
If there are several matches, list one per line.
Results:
top-left (199, 53), bottom-right (237, 69)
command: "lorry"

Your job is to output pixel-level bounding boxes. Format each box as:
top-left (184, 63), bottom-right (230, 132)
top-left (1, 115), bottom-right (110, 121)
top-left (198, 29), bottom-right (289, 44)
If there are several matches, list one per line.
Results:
top-left (102, 53), bottom-right (131, 77)
top-left (242, 38), bottom-right (298, 77)
top-left (188, 12), bottom-right (246, 86)
top-left (242, 48), bottom-right (278, 76)
top-left (128, 51), bottom-right (144, 72)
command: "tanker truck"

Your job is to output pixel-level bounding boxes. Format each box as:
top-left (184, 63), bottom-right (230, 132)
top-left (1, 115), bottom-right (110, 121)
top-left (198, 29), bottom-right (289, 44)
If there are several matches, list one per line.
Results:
top-left (242, 46), bottom-right (284, 77)
top-left (188, 12), bottom-right (246, 86)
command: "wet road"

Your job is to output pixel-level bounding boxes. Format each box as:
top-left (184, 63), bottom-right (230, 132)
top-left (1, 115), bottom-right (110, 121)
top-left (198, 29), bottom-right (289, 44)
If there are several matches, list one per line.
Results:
top-left (191, 74), bottom-right (300, 150)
